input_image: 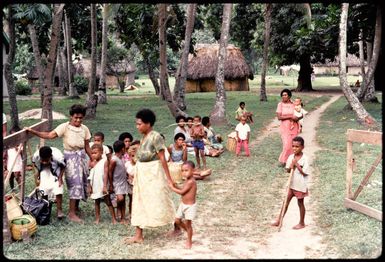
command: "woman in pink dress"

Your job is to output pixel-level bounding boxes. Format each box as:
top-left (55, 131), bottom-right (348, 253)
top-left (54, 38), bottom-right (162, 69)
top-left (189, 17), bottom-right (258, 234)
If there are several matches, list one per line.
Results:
top-left (276, 89), bottom-right (301, 167)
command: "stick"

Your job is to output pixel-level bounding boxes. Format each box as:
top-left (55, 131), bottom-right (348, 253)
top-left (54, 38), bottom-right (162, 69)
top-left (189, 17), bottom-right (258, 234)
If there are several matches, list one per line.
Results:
top-left (277, 167), bottom-right (295, 232)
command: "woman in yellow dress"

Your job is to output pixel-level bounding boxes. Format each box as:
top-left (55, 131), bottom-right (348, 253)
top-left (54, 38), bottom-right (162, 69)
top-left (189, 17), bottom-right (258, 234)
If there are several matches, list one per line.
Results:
top-left (124, 109), bottom-right (176, 244)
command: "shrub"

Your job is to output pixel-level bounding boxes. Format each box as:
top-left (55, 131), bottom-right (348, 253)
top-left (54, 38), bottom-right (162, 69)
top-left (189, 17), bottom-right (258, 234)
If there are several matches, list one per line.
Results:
top-left (73, 75), bottom-right (89, 94)
top-left (15, 79), bottom-right (32, 95)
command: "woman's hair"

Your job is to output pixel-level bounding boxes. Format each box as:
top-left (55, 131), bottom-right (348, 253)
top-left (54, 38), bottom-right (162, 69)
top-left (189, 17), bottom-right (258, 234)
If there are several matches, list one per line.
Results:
top-left (69, 104), bottom-right (86, 116)
top-left (136, 109), bottom-right (156, 126)
top-left (113, 140), bottom-right (125, 152)
top-left (175, 115), bottom-right (186, 123)
top-left (118, 132), bottom-right (133, 142)
top-left (280, 88), bottom-right (292, 98)
top-left (174, 132), bottom-right (186, 141)
top-left (201, 116), bottom-right (210, 126)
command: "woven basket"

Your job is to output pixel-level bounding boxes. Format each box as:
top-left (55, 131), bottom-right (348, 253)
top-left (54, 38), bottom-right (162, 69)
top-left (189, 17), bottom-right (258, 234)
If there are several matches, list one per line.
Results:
top-left (10, 214), bottom-right (38, 241)
top-left (5, 193), bottom-right (24, 221)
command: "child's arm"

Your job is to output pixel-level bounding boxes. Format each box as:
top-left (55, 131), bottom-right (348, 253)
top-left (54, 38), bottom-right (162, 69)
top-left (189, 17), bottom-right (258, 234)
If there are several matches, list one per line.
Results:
top-left (182, 142), bottom-right (187, 162)
top-left (108, 159), bottom-right (116, 193)
top-left (103, 159), bottom-right (109, 194)
top-left (170, 179), bottom-right (193, 195)
top-left (246, 131), bottom-right (250, 142)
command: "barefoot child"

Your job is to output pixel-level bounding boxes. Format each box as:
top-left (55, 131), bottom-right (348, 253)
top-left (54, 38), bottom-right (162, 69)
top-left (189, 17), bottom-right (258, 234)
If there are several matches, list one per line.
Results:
top-left (271, 136), bottom-right (310, 230)
top-left (109, 140), bottom-right (130, 224)
top-left (169, 160), bottom-right (197, 249)
top-left (89, 131), bottom-right (112, 161)
top-left (235, 115), bottom-right (251, 157)
top-left (88, 144), bottom-right (116, 224)
top-left (190, 115), bottom-right (207, 170)
top-left (6, 126), bottom-right (24, 190)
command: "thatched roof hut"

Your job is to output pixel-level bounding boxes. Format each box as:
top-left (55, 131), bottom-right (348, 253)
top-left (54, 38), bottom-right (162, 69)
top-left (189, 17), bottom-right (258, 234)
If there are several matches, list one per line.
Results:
top-left (312, 53), bottom-right (367, 76)
top-left (185, 44), bottom-right (253, 93)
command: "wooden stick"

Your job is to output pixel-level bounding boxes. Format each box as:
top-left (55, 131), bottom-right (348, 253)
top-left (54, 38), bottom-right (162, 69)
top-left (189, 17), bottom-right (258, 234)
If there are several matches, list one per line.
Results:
top-left (277, 167), bottom-right (295, 232)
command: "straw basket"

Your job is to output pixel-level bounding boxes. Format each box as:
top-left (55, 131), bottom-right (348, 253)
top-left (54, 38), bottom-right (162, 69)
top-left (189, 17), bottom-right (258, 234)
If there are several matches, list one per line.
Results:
top-left (226, 132), bottom-right (237, 153)
top-left (5, 193), bottom-right (23, 221)
top-left (168, 162), bottom-right (183, 184)
top-left (10, 214), bottom-right (38, 241)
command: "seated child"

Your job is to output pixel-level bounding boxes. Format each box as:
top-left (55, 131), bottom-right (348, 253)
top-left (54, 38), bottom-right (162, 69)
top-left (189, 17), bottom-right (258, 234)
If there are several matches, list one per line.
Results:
top-left (88, 144), bottom-right (116, 224)
top-left (169, 160), bottom-right (197, 249)
top-left (235, 102), bottom-right (253, 123)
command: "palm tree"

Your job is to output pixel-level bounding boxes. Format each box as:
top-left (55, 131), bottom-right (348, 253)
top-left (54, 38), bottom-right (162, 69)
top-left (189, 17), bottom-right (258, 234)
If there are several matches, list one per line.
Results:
top-left (64, 10), bottom-right (78, 98)
top-left (210, 3), bottom-right (232, 125)
top-left (260, 3), bottom-right (272, 102)
top-left (14, 4), bottom-right (52, 107)
top-left (97, 4), bottom-right (110, 104)
top-left (338, 3), bottom-right (377, 128)
top-left (42, 4), bottom-right (65, 129)
top-left (158, 4), bottom-right (187, 117)
top-left (173, 3), bottom-right (197, 111)
top-left (85, 3), bottom-right (98, 119)
top-left (4, 5), bottom-right (20, 130)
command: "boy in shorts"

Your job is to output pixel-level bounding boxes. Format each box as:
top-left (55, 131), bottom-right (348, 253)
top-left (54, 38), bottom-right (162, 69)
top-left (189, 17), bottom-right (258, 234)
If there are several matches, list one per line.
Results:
top-left (169, 160), bottom-right (197, 249)
top-left (32, 146), bottom-right (66, 219)
top-left (190, 115), bottom-right (207, 170)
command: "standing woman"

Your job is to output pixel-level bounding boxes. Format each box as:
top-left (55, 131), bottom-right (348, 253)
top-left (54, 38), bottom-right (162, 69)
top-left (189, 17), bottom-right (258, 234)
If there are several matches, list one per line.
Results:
top-left (276, 89), bottom-right (301, 167)
top-left (125, 109), bottom-right (176, 244)
top-left (26, 104), bottom-right (92, 223)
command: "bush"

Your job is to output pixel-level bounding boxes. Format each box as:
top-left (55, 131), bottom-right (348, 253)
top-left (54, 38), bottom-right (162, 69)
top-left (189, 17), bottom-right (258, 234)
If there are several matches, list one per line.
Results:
top-left (15, 79), bottom-right (32, 95)
top-left (73, 75), bottom-right (89, 94)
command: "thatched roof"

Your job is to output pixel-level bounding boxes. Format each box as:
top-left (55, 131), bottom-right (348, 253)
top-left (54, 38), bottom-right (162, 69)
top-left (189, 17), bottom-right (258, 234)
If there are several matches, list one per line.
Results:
top-left (313, 53), bottom-right (366, 67)
top-left (187, 44), bottom-right (254, 81)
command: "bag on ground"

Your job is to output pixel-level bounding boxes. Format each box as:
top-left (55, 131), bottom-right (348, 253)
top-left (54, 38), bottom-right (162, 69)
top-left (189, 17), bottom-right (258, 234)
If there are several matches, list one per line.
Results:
top-left (22, 189), bottom-right (52, 225)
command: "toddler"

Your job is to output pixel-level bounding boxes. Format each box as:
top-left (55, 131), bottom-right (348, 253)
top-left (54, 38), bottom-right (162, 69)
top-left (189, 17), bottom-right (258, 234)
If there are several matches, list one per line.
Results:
top-left (291, 98), bottom-right (307, 132)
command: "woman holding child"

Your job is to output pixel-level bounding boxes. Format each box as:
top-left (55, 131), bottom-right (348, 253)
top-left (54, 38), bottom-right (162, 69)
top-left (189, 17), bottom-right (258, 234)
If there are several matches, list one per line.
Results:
top-left (276, 89), bottom-right (301, 167)
top-left (125, 109), bottom-right (176, 244)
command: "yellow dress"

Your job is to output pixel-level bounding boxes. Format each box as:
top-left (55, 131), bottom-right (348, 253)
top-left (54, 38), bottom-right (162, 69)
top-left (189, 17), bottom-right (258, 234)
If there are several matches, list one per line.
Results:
top-left (131, 130), bottom-right (176, 228)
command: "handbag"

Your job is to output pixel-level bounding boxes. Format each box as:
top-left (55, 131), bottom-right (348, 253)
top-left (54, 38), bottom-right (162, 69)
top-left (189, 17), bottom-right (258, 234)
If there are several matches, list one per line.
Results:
top-left (22, 189), bottom-right (52, 225)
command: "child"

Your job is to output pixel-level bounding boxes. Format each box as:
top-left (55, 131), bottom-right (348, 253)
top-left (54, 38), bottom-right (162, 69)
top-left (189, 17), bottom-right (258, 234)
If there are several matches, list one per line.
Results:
top-left (89, 132), bottom-right (112, 163)
top-left (88, 144), bottom-right (117, 224)
top-left (291, 98), bottom-right (308, 133)
top-left (124, 143), bottom-right (139, 221)
top-left (169, 160), bottom-right (197, 249)
top-left (235, 115), bottom-right (251, 157)
top-left (190, 115), bottom-right (207, 170)
top-left (6, 127), bottom-right (24, 190)
top-left (118, 132), bottom-right (134, 163)
top-left (109, 140), bottom-right (130, 224)
top-left (271, 136), bottom-right (310, 230)
top-left (235, 101), bottom-right (253, 123)
top-left (32, 146), bottom-right (66, 219)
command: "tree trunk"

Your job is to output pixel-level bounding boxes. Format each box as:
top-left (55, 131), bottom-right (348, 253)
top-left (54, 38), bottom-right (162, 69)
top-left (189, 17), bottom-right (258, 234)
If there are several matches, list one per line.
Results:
top-left (57, 46), bottom-right (66, 95)
top-left (260, 3), bottom-right (272, 102)
top-left (98, 4), bottom-right (109, 104)
top-left (85, 3), bottom-right (98, 119)
top-left (173, 3), bottom-right (196, 111)
top-left (158, 4), bottom-right (187, 118)
top-left (210, 4), bottom-right (232, 125)
top-left (295, 54), bottom-right (313, 91)
top-left (145, 55), bottom-right (160, 95)
top-left (42, 4), bottom-right (65, 129)
top-left (338, 3), bottom-right (377, 128)
top-left (356, 6), bottom-right (381, 102)
top-left (5, 5), bottom-right (20, 130)
top-left (60, 22), bottom-right (69, 95)
top-left (65, 11), bottom-right (78, 98)
top-left (28, 24), bottom-right (45, 106)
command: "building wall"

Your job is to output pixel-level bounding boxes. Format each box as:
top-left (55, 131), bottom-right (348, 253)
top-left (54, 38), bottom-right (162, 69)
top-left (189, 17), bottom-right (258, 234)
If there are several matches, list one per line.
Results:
top-left (185, 78), bottom-right (249, 93)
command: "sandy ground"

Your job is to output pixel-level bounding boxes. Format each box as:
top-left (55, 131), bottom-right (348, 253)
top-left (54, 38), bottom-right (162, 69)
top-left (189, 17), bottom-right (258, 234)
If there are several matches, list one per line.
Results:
top-left (153, 93), bottom-right (342, 259)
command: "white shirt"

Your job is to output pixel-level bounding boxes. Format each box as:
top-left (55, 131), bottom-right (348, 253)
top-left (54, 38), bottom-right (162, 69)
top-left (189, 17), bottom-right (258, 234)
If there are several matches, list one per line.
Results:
top-left (235, 122), bottom-right (250, 140)
top-left (286, 153), bottom-right (310, 193)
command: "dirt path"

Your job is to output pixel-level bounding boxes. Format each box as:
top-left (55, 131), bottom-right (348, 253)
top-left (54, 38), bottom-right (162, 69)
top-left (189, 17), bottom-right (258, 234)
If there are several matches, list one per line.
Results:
top-left (153, 94), bottom-right (342, 259)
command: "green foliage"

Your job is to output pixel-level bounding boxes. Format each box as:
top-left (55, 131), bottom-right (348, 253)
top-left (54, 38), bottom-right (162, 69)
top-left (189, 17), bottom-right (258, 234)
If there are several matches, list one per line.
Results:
top-left (73, 75), bottom-right (89, 94)
top-left (15, 79), bottom-right (32, 95)
top-left (13, 43), bottom-right (34, 74)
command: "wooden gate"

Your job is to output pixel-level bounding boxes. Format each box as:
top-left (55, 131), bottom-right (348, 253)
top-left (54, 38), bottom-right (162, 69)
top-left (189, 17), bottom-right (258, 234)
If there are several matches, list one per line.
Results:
top-left (344, 129), bottom-right (382, 221)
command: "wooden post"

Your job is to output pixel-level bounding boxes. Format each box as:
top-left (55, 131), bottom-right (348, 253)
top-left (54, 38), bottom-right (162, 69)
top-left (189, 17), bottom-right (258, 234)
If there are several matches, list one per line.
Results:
top-left (346, 139), bottom-right (353, 199)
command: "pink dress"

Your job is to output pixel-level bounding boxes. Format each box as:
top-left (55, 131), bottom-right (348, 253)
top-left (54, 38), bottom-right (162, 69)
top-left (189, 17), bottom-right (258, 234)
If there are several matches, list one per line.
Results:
top-left (276, 101), bottom-right (299, 163)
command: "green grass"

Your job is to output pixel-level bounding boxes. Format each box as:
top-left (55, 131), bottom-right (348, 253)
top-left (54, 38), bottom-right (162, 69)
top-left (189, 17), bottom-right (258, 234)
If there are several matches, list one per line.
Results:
top-left (312, 95), bottom-right (382, 258)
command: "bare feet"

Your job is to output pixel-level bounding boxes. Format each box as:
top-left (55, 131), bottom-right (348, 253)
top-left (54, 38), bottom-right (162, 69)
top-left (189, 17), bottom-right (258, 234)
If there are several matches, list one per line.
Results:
top-left (292, 224), bottom-right (305, 230)
top-left (185, 240), bottom-right (192, 249)
top-left (270, 219), bottom-right (280, 227)
top-left (166, 229), bottom-right (183, 238)
top-left (123, 236), bottom-right (144, 245)
top-left (94, 220), bottom-right (100, 225)
top-left (68, 214), bottom-right (84, 223)
top-left (57, 211), bottom-right (65, 219)
top-left (120, 219), bottom-right (129, 225)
